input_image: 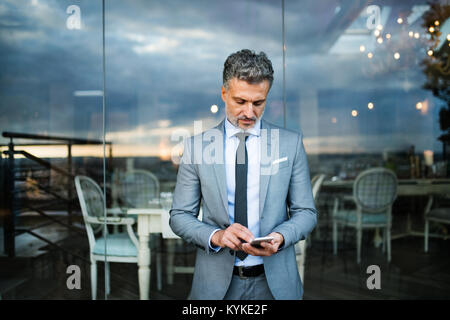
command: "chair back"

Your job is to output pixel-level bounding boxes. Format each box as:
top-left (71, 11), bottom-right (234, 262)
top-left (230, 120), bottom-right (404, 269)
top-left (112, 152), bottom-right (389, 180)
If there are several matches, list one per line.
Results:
top-left (74, 175), bottom-right (106, 250)
top-left (119, 169), bottom-right (160, 208)
top-left (295, 173), bottom-right (326, 281)
top-left (353, 168), bottom-right (398, 213)
top-left (311, 174), bottom-right (326, 201)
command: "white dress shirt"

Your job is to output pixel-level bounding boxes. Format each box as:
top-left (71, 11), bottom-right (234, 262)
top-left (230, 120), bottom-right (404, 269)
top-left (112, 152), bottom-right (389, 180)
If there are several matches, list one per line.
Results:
top-left (209, 117), bottom-right (262, 267)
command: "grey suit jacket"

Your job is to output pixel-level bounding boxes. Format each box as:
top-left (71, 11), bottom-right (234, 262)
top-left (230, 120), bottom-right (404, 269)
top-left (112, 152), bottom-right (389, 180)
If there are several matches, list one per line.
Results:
top-left (169, 118), bottom-right (317, 300)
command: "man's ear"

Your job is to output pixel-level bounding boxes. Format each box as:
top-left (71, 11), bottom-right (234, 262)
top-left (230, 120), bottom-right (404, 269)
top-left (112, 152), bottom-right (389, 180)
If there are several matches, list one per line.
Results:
top-left (221, 85), bottom-right (227, 102)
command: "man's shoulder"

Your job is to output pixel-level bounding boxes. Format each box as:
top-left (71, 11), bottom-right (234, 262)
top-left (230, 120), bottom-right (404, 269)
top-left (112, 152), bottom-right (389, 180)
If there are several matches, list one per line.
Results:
top-left (182, 121), bottom-right (224, 149)
top-left (262, 119), bottom-right (302, 139)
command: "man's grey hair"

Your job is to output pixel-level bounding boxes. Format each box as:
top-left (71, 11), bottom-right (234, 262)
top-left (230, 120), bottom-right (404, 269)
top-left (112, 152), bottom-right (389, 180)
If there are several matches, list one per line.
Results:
top-left (223, 49), bottom-right (274, 89)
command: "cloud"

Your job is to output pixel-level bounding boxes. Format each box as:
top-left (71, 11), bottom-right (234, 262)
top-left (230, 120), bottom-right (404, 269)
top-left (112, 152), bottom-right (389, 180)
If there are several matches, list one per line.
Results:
top-left (132, 37), bottom-right (179, 55)
top-left (0, 0), bottom-right (443, 155)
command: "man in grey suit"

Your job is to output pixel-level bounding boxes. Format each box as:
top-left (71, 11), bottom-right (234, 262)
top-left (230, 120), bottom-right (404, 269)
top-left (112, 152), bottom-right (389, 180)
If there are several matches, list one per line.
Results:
top-left (169, 49), bottom-right (317, 300)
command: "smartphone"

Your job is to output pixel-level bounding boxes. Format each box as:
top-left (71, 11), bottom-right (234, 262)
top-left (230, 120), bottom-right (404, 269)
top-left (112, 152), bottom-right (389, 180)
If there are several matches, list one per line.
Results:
top-left (250, 236), bottom-right (274, 247)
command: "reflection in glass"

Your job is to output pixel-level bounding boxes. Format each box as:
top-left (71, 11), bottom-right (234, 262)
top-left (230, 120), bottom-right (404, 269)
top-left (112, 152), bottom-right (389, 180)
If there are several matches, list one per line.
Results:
top-left (0, 0), bottom-right (105, 299)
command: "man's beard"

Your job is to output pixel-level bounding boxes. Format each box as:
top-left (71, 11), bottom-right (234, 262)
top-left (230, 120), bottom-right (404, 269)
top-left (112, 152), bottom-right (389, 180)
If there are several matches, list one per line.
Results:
top-left (227, 111), bottom-right (264, 130)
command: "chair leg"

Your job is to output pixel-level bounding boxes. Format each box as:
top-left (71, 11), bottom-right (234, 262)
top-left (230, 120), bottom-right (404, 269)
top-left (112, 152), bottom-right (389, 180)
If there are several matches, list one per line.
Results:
top-left (425, 220), bottom-right (429, 253)
top-left (333, 221), bottom-right (338, 255)
top-left (356, 228), bottom-right (362, 264)
top-left (315, 221), bottom-right (321, 241)
top-left (299, 264), bottom-right (305, 284)
top-left (387, 228), bottom-right (391, 262)
top-left (382, 228), bottom-right (386, 253)
top-left (166, 239), bottom-right (176, 285)
top-left (301, 240), bottom-right (307, 284)
top-left (91, 261), bottom-right (97, 300)
top-left (105, 261), bottom-right (110, 296)
top-left (156, 252), bottom-right (162, 291)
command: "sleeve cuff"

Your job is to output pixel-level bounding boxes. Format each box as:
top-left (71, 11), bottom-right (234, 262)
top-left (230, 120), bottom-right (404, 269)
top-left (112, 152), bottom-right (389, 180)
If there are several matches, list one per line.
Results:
top-left (208, 228), bottom-right (222, 253)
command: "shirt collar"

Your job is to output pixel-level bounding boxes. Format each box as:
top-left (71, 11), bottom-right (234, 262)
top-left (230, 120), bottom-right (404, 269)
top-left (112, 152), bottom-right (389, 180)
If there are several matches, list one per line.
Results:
top-left (225, 117), bottom-right (261, 138)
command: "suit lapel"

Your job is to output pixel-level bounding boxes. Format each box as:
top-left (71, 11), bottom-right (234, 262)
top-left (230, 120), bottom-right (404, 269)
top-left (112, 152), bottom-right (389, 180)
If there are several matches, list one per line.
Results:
top-left (211, 119), bottom-right (229, 215)
top-left (259, 119), bottom-right (274, 218)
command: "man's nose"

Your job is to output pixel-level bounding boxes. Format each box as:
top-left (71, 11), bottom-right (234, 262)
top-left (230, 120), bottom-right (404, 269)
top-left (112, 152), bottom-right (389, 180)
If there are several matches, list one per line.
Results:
top-left (243, 103), bottom-right (255, 117)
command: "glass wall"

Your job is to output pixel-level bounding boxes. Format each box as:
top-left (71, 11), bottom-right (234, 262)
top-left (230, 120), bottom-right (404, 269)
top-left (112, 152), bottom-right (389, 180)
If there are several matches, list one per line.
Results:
top-left (0, 0), bottom-right (105, 299)
top-left (285, 0), bottom-right (449, 178)
top-left (103, 0), bottom-right (284, 300)
top-left (1, 0), bottom-right (449, 300)
top-left (285, 0), bottom-right (450, 299)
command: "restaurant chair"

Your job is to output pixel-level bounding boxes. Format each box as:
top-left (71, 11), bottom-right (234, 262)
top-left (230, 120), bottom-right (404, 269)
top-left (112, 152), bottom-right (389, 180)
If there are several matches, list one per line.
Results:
top-left (118, 169), bottom-right (163, 291)
top-left (332, 168), bottom-right (398, 264)
top-left (295, 173), bottom-right (326, 283)
top-left (119, 170), bottom-right (194, 290)
top-left (74, 175), bottom-right (139, 300)
top-left (119, 169), bottom-right (160, 208)
top-left (424, 193), bottom-right (450, 252)
top-left (309, 173), bottom-right (327, 243)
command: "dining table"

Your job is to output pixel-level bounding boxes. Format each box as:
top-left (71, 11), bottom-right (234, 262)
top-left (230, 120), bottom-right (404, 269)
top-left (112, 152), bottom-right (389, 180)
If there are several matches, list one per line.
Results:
top-left (126, 198), bottom-right (179, 300)
top-left (322, 178), bottom-right (450, 241)
top-left (126, 196), bottom-right (195, 300)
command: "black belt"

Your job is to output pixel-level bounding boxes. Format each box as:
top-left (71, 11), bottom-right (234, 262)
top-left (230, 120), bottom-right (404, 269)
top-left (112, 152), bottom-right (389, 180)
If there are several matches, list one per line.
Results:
top-left (233, 264), bottom-right (264, 278)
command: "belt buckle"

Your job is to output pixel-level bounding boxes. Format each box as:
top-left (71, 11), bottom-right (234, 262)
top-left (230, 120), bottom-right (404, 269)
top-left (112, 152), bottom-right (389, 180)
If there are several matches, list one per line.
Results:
top-left (237, 266), bottom-right (248, 280)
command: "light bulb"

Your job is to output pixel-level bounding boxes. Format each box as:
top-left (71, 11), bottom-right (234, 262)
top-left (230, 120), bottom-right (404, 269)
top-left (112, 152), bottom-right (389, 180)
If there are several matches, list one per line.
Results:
top-left (210, 104), bottom-right (218, 114)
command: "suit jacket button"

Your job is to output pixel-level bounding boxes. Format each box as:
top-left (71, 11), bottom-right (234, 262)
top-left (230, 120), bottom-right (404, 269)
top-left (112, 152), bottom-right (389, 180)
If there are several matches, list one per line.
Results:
top-left (229, 249), bottom-right (234, 256)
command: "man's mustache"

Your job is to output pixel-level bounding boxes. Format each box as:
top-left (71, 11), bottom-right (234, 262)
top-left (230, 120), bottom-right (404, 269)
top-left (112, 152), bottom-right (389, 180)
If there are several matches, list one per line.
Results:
top-left (237, 116), bottom-right (257, 121)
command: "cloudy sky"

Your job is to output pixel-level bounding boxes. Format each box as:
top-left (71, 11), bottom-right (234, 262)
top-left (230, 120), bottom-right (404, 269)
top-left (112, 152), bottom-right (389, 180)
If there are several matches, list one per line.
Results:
top-left (0, 0), bottom-right (447, 158)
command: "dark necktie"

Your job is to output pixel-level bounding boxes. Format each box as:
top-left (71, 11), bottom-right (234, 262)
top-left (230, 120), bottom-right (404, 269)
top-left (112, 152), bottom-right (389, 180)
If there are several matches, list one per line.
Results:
top-left (235, 132), bottom-right (249, 261)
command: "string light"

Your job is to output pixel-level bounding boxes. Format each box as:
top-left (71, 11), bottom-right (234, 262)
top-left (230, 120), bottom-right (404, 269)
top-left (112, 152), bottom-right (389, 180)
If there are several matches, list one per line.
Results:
top-left (429, 26), bottom-right (435, 33)
top-left (374, 29), bottom-right (381, 37)
top-left (386, 33), bottom-right (391, 39)
top-left (434, 20), bottom-right (439, 26)
top-left (394, 52), bottom-right (400, 60)
top-left (397, 17), bottom-right (403, 24)
top-left (409, 31), bottom-right (414, 38)
top-left (351, 110), bottom-right (358, 117)
top-left (368, 102), bottom-right (374, 110)
top-left (367, 52), bottom-right (373, 59)
top-left (414, 32), bottom-right (420, 39)
top-left (416, 102), bottom-right (423, 110)
top-left (427, 49), bottom-right (433, 56)
top-left (377, 37), bottom-right (383, 44)
top-left (360, 45), bottom-right (366, 52)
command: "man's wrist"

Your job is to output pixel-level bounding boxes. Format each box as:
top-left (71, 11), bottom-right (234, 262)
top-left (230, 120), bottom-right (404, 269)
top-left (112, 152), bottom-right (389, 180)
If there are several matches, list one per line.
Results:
top-left (208, 229), bottom-right (222, 251)
top-left (274, 232), bottom-right (285, 250)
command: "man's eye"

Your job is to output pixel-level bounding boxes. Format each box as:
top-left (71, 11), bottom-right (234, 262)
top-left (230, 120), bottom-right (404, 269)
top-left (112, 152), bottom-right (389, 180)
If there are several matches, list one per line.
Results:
top-left (237, 101), bottom-right (245, 104)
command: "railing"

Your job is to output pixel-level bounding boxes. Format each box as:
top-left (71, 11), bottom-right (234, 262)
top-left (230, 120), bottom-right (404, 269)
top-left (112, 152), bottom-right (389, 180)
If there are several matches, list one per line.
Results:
top-left (1, 132), bottom-right (112, 257)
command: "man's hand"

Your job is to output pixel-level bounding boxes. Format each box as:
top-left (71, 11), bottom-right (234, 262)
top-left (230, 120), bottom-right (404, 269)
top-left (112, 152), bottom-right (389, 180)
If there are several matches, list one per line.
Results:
top-left (211, 223), bottom-right (254, 251)
top-left (241, 232), bottom-right (284, 257)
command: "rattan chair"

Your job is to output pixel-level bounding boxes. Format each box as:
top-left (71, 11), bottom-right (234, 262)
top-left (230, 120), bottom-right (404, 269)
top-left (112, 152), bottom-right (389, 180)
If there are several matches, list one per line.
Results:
top-left (117, 169), bottom-right (163, 290)
top-left (424, 193), bottom-right (450, 252)
top-left (295, 173), bottom-right (326, 283)
top-left (118, 169), bottom-right (194, 289)
top-left (119, 169), bottom-right (160, 208)
top-left (332, 168), bottom-right (398, 264)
